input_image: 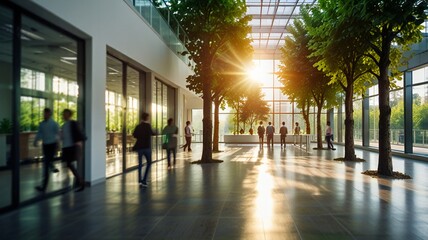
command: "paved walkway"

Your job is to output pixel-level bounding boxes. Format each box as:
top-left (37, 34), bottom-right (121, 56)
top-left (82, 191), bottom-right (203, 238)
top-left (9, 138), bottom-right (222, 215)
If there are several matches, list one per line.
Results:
top-left (1, 144), bottom-right (427, 239)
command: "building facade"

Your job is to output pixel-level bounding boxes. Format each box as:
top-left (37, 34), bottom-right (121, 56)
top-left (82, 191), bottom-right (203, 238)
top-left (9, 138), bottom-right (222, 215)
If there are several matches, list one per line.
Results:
top-left (0, 0), bottom-right (201, 211)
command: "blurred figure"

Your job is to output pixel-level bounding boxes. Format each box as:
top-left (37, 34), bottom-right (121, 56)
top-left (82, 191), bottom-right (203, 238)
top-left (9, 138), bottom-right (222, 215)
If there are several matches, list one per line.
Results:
top-left (257, 121), bottom-right (265, 148)
top-left (266, 122), bottom-right (275, 148)
top-left (325, 121), bottom-right (336, 150)
top-left (133, 112), bottom-right (155, 187)
top-left (280, 121), bottom-right (288, 148)
top-left (182, 121), bottom-right (192, 152)
top-left (34, 108), bottom-right (59, 192)
top-left (61, 109), bottom-right (86, 192)
top-left (162, 118), bottom-right (178, 169)
top-left (294, 122), bottom-right (300, 145)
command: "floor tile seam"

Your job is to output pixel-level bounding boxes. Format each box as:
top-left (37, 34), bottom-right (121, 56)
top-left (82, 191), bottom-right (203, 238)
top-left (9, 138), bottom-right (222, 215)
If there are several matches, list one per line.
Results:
top-left (141, 200), bottom-right (180, 240)
top-left (329, 212), bottom-right (357, 240)
top-left (210, 192), bottom-right (230, 240)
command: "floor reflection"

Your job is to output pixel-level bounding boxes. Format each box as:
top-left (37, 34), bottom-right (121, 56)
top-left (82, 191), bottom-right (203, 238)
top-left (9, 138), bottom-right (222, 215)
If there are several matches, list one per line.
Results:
top-left (1, 143), bottom-right (427, 239)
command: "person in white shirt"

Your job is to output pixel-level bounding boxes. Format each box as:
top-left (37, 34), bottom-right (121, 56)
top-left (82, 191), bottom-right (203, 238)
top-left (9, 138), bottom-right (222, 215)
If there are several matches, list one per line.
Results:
top-left (33, 108), bottom-right (59, 192)
top-left (293, 122), bottom-right (300, 145)
top-left (182, 121), bottom-right (192, 152)
top-left (325, 121), bottom-right (336, 150)
top-left (266, 122), bottom-right (275, 148)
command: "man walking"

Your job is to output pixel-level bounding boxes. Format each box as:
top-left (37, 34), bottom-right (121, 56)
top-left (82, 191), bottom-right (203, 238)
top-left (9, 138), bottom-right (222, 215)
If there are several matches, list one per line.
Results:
top-left (34, 108), bottom-right (59, 192)
top-left (61, 109), bottom-right (85, 192)
top-left (280, 121), bottom-right (288, 148)
top-left (325, 121), bottom-right (336, 150)
top-left (257, 121), bottom-right (265, 148)
top-left (182, 121), bottom-right (192, 152)
top-left (133, 112), bottom-right (156, 187)
top-left (266, 122), bottom-right (275, 148)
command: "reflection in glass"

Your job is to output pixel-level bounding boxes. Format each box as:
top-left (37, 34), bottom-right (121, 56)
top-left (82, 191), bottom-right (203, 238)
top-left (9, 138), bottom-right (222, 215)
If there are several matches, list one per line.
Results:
top-left (0, 5), bottom-right (13, 209)
top-left (126, 66), bottom-right (140, 169)
top-left (20, 15), bottom-right (80, 201)
top-left (106, 56), bottom-right (124, 177)
top-left (412, 84), bottom-right (428, 154)
top-left (369, 96), bottom-right (379, 147)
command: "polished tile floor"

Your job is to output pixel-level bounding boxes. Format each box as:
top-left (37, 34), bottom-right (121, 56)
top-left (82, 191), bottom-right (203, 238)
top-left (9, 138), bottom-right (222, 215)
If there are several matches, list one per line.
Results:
top-left (1, 143), bottom-right (427, 240)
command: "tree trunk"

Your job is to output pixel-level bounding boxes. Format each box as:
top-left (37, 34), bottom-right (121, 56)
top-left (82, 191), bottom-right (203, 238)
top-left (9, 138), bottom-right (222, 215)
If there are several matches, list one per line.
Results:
top-left (213, 98), bottom-right (220, 152)
top-left (344, 85), bottom-right (356, 161)
top-left (302, 101), bottom-right (311, 134)
top-left (316, 102), bottom-right (323, 149)
top-left (377, 51), bottom-right (393, 175)
top-left (201, 69), bottom-right (213, 162)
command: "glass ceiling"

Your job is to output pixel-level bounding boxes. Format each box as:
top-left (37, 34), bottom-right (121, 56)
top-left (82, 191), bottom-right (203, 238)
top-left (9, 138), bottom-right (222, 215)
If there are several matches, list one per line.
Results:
top-left (246, 0), bottom-right (317, 59)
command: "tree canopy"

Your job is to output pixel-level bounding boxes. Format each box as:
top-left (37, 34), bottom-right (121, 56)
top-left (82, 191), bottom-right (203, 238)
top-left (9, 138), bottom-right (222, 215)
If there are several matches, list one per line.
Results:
top-left (170, 0), bottom-right (251, 162)
top-left (278, 19), bottom-right (338, 148)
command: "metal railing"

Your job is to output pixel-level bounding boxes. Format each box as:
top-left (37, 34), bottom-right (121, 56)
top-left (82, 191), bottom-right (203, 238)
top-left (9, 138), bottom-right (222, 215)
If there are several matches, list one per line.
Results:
top-left (126, 0), bottom-right (193, 67)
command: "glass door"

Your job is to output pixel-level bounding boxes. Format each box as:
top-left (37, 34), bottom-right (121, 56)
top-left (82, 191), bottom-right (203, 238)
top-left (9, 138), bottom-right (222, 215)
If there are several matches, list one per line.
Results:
top-left (0, 5), bottom-right (13, 209)
top-left (106, 56), bottom-right (124, 177)
top-left (20, 15), bottom-right (81, 201)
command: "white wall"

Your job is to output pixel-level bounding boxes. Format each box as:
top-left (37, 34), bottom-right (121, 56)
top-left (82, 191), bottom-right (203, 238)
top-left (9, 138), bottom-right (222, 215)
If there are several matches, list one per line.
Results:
top-left (11, 0), bottom-right (199, 184)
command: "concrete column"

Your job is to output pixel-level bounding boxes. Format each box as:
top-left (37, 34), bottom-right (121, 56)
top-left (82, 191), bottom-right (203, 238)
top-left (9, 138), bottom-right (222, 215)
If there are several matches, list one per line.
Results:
top-left (84, 38), bottom-right (107, 185)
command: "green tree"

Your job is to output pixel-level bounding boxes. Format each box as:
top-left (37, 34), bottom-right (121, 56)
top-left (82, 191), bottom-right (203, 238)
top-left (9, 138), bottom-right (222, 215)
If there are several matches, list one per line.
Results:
top-left (304, 1), bottom-right (373, 160)
top-left (356, 0), bottom-right (427, 175)
top-left (240, 87), bottom-right (270, 131)
top-left (278, 19), bottom-right (338, 149)
top-left (212, 41), bottom-right (253, 151)
top-left (170, 0), bottom-right (251, 162)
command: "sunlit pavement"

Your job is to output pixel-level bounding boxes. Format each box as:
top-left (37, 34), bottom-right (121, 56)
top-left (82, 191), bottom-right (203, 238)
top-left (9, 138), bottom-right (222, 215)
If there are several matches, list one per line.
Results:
top-left (1, 143), bottom-right (427, 239)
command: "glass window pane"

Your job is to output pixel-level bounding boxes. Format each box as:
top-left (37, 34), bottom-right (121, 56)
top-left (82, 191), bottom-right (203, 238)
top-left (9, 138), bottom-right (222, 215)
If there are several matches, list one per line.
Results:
top-left (106, 55), bottom-right (124, 177)
top-left (413, 84), bottom-right (428, 154)
top-left (20, 15), bottom-right (81, 201)
top-left (369, 96), bottom-right (379, 147)
top-left (126, 66), bottom-right (140, 169)
top-left (0, 5), bottom-right (13, 209)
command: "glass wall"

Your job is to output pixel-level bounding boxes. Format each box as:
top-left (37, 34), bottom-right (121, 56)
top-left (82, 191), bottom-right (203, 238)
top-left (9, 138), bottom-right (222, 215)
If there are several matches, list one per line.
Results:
top-left (152, 79), bottom-right (175, 160)
top-left (105, 55), bottom-right (145, 177)
top-left (106, 56), bottom-right (124, 177)
top-left (369, 96), bottom-right (379, 148)
top-left (412, 67), bottom-right (428, 154)
top-left (0, 5), bottom-right (13, 209)
top-left (390, 89), bottom-right (404, 151)
top-left (19, 15), bottom-right (83, 201)
top-left (354, 99), bottom-right (363, 145)
top-left (126, 66), bottom-right (140, 168)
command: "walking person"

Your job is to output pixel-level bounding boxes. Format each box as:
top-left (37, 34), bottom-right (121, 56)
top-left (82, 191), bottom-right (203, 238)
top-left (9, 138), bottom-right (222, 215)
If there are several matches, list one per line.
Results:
top-left (325, 121), bottom-right (336, 150)
top-left (257, 121), bottom-right (265, 148)
top-left (294, 122), bottom-right (301, 145)
top-left (34, 108), bottom-right (59, 192)
top-left (280, 121), bottom-right (288, 149)
top-left (266, 122), bottom-right (275, 148)
top-left (61, 109), bottom-right (86, 192)
top-left (162, 118), bottom-right (178, 169)
top-left (133, 112), bottom-right (155, 187)
top-left (182, 121), bottom-right (192, 152)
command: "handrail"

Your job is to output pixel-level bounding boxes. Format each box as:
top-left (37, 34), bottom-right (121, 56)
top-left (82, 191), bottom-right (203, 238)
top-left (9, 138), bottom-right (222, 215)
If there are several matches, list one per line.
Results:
top-left (126, 0), bottom-right (194, 67)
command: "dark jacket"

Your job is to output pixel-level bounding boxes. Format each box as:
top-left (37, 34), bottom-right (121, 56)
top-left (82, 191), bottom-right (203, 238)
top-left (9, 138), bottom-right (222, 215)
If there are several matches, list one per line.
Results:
top-left (133, 122), bottom-right (155, 150)
top-left (71, 120), bottom-right (86, 143)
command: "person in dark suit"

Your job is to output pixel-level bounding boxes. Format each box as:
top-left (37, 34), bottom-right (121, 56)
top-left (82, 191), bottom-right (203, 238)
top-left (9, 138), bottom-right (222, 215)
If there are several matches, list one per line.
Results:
top-left (133, 112), bottom-right (156, 187)
top-left (61, 109), bottom-right (86, 192)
